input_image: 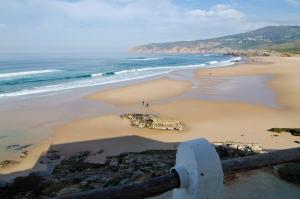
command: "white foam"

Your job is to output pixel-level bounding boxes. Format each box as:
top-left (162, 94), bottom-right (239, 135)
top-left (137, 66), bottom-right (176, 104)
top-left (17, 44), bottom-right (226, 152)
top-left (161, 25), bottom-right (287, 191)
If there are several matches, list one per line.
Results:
top-left (0, 70), bottom-right (171, 98)
top-left (208, 60), bottom-right (218, 65)
top-left (0, 57), bottom-right (240, 98)
top-left (115, 69), bottom-right (137, 74)
top-left (207, 57), bottom-right (241, 68)
top-left (0, 69), bottom-right (61, 79)
top-left (91, 73), bottom-right (103, 77)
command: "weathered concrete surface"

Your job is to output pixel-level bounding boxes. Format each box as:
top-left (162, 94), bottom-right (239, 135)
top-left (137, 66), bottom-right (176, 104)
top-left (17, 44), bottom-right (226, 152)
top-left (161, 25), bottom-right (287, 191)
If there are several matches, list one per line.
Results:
top-left (224, 170), bottom-right (300, 199)
top-left (152, 170), bottom-right (300, 199)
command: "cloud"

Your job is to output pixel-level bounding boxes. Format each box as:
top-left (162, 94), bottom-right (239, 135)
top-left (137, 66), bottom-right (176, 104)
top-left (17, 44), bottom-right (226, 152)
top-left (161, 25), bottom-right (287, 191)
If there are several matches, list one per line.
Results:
top-left (0, 24), bottom-right (6, 29)
top-left (0, 0), bottom-right (282, 53)
top-left (186, 4), bottom-right (244, 20)
top-left (287, 0), bottom-right (300, 6)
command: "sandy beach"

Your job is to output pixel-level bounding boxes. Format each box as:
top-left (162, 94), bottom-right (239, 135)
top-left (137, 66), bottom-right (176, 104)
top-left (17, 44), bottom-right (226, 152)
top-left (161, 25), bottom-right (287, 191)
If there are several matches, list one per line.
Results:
top-left (1, 56), bottom-right (300, 194)
top-left (46, 56), bottom-right (300, 198)
top-left (53, 56), bottom-right (300, 152)
top-left (1, 2), bottom-right (299, 197)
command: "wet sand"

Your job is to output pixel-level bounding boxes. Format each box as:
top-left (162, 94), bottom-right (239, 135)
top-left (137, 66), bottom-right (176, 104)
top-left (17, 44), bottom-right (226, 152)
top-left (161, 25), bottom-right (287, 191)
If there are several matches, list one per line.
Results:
top-left (87, 78), bottom-right (192, 106)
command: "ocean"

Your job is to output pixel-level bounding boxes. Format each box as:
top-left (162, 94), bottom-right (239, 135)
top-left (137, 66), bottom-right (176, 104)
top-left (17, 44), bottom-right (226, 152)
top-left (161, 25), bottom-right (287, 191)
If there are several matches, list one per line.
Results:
top-left (0, 53), bottom-right (240, 99)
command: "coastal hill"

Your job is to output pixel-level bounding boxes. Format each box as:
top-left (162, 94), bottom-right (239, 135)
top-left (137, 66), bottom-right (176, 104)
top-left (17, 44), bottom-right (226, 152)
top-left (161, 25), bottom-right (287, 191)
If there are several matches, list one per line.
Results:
top-left (130, 26), bottom-right (300, 55)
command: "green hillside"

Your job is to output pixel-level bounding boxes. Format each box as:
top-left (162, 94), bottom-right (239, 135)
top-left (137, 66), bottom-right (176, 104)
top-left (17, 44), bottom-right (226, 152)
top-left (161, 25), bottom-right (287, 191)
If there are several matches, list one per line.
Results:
top-left (131, 26), bottom-right (300, 54)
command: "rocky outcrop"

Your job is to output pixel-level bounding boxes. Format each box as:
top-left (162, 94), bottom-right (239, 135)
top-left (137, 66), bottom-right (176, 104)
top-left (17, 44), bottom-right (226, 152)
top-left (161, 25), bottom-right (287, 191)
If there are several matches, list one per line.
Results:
top-left (121, 113), bottom-right (183, 131)
top-left (213, 141), bottom-right (263, 158)
top-left (0, 142), bottom-right (263, 198)
top-left (1, 144), bottom-right (33, 169)
top-left (268, 128), bottom-right (300, 136)
top-left (0, 160), bottom-right (20, 168)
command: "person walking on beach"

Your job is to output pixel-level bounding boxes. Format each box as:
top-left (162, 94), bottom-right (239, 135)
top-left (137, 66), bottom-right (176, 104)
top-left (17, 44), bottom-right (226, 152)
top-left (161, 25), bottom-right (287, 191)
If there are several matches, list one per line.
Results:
top-left (142, 101), bottom-right (145, 105)
top-left (146, 103), bottom-right (149, 107)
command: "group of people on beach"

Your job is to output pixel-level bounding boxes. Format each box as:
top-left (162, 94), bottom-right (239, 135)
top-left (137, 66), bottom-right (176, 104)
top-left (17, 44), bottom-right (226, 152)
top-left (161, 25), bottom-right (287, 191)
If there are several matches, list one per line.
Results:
top-left (142, 101), bottom-right (150, 107)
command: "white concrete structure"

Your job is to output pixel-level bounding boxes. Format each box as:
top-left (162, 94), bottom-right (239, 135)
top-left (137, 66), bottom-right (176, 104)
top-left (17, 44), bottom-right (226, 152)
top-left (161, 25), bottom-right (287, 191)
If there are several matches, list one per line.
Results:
top-left (172, 139), bottom-right (224, 199)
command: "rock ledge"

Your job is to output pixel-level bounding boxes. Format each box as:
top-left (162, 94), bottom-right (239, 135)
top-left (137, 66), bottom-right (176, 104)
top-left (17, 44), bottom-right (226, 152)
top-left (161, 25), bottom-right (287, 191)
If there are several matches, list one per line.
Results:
top-left (121, 113), bottom-right (183, 130)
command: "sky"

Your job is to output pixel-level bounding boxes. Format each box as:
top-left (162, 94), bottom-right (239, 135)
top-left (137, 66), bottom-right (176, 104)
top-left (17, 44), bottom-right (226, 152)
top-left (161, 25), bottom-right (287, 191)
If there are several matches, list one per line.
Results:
top-left (0, 0), bottom-right (299, 53)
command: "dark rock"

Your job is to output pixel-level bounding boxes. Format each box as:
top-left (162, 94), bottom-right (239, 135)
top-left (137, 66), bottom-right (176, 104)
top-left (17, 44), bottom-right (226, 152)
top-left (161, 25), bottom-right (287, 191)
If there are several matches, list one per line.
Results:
top-left (85, 175), bottom-right (98, 183)
top-left (132, 170), bottom-right (144, 179)
top-left (57, 187), bottom-right (80, 196)
top-left (20, 150), bottom-right (29, 158)
top-left (0, 180), bottom-right (8, 188)
top-left (6, 144), bottom-right (33, 151)
top-left (70, 151), bottom-right (90, 162)
top-left (48, 150), bottom-right (59, 153)
top-left (273, 163), bottom-right (300, 184)
top-left (79, 180), bottom-right (88, 187)
top-left (47, 153), bottom-right (60, 160)
top-left (6, 144), bottom-right (20, 150)
top-left (0, 160), bottom-right (20, 168)
top-left (108, 158), bottom-right (119, 171)
top-left (268, 128), bottom-right (300, 136)
top-left (1, 143), bottom-right (262, 198)
top-left (0, 173), bottom-right (43, 198)
top-left (121, 113), bottom-right (183, 130)
top-left (96, 149), bottom-right (104, 154)
top-left (53, 160), bottom-right (102, 173)
top-left (15, 144), bottom-right (33, 151)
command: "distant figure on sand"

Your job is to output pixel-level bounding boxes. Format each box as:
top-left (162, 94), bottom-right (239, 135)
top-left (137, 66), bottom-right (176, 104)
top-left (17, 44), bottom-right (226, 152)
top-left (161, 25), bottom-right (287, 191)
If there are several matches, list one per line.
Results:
top-left (142, 101), bottom-right (145, 105)
top-left (146, 103), bottom-right (149, 107)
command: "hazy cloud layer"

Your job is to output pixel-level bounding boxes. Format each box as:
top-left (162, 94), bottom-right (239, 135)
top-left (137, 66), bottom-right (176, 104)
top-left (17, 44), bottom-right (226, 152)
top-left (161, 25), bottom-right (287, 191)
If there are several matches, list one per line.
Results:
top-left (287, 0), bottom-right (300, 6)
top-left (0, 0), bottom-right (298, 53)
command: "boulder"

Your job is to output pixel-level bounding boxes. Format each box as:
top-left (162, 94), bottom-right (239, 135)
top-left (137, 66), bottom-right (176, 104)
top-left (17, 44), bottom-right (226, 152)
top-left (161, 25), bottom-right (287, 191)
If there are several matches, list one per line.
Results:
top-left (120, 113), bottom-right (183, 131)
top-left (69, 151), bottom-right (90, 162)
top-left (57, 187), bottom-right (80, 196)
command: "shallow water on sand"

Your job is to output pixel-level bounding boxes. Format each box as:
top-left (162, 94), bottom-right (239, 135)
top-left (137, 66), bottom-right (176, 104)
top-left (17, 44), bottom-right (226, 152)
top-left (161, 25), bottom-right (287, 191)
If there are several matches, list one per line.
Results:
top-left (168, 69), bottom-right (278, 108)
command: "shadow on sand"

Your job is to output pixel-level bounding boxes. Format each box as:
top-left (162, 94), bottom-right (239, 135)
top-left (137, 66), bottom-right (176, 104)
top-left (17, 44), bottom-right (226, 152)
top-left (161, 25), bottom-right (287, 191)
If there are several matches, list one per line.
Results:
top-left (0, 135), bottom-right (179, 181)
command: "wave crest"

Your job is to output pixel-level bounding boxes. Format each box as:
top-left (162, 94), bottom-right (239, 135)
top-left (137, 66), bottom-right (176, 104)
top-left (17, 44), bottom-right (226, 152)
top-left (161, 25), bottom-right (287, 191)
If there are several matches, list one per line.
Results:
top-left (0, 69), bottom-right (61, 79)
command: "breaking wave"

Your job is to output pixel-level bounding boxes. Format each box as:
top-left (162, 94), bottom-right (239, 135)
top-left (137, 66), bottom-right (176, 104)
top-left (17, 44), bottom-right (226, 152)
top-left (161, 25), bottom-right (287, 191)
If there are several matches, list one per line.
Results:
top-left (0, 69), bottom-right (61, 79)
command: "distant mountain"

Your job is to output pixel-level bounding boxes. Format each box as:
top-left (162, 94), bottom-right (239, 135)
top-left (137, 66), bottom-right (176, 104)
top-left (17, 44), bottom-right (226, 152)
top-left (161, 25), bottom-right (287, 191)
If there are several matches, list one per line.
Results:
top-left (130, 26), bottom-right (300, 54)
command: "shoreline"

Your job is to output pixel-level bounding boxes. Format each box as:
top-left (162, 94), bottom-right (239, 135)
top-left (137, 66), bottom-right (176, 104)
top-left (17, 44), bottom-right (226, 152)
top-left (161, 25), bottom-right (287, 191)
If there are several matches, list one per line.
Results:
top-left (1, 56), bottom-right (300, 181)
top-left (54, 56), bottom-right (300, 149)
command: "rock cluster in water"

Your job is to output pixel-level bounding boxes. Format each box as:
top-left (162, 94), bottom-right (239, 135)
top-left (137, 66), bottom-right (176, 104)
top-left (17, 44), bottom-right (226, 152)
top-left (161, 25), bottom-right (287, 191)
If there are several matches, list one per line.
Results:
top-left (121, 113), bottom-right (183, 131)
